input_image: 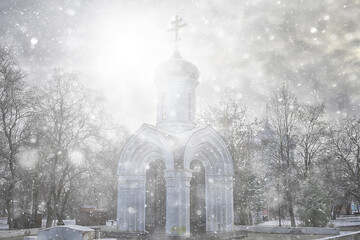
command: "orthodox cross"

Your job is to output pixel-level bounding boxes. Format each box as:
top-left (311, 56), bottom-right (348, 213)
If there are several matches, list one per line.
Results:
top-left (168, 15), bottom-right (187, 50)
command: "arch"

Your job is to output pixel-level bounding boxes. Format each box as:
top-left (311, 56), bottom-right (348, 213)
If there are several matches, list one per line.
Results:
top-left (117, 124), bottom-right (174, 175)
top-left (184, 126), bottom-right (234, 175)
top-left (145, 159), bottom-right (166, 232)
top-left (190, 160), bottom-right (206, 233)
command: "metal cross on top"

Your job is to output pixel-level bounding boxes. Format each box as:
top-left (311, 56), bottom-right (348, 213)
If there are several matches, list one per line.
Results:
top-left (167, 15), bottom-right (187, 50)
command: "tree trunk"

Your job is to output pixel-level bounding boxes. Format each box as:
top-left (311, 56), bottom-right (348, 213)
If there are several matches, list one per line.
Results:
top-left (304, 150), bottom-right (309, 178)
top-left (278, 206), bottom-right (282, 227)
top-left (239, 206), bottom-right (248, 225)
top-left (6, 182), bottom-right (15, 230)
top-left (53, 196), bottom-right (59, 226)
top-left (31, 179), bottom-right (39, 228)
top-left (47, 157), bottom-right (58, 227)
top-left (277, 183), bottom-right (281, 227)
top-left (286, 189), bottom-right (296, 227)
top-left (46, 199), bottom-right (53, 228)
top-left (57, 189), bottom-right (70, 225)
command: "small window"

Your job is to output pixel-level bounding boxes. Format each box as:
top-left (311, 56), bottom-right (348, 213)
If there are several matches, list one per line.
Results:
top-left (162, 94), bottom-right (166, 120)
top-left (188, 93), bottom-right (192, 120)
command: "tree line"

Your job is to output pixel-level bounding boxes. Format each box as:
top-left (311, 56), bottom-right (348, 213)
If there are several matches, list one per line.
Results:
top-left (1, 43), bottom-right (359, 230)
top-left (200, 86), bottom-right (360, 227)
top-left (0, 45), bottom-right (128, 229)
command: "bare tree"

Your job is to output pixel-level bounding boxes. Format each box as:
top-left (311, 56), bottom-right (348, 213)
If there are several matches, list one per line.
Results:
top-left (198, 95), bottom-right (263, 225)
top-left (79, 126), bottom-right (129, 219)
top-left (328, 117), bottom-right (360, 205)
top-left (293, 103), bottom-right (331, 226)
top-left (0, 45), bottom-right (32, 229)
top-left (34, 70), bottom-right (100, 227)
top-left (297, 103), bottom-right (326, 177)
top-left (263, 85), bottom-right (299, 227)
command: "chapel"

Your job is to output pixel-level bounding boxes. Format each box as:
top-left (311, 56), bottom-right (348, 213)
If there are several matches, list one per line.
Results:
top-left (117, 16), bottom-right (234, 236)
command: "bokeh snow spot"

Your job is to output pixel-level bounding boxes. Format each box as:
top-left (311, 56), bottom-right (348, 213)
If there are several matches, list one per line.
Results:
top-left (31, 38), bottom-right (38, 45)
top-left (19, 149), bottom-right (38, 169)
top-left (69, 150), bottom-right (84, 165)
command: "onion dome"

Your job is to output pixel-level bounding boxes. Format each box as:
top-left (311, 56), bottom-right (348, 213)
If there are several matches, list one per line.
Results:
top-left (155, 50), bottom-right (199, 85)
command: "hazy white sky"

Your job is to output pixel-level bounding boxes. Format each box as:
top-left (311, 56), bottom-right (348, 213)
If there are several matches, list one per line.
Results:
top-left (1, 0), bottom-right (359, 131)
top-left (1, 0), bottom-right (235, 131)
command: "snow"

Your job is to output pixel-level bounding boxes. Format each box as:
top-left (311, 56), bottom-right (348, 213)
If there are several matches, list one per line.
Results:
top-left (30, 38), bottom-right (38, 45)
top-left (310, 27), bottom-right (317, 33)
top-left (1, 1), bottom-right (360, 238)
top-left (0, 227), bottom-right (38, 238)
top-left (0, 218), bottom-right (118, 238)
top-left (328, 215), bottom-right (360, 227)
top-left (255, 215), bottom-right (360, 232)
top-left (258, 219), bottom-right (302, 227)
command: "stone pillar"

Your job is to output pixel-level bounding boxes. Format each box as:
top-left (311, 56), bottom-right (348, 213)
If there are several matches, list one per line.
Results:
top-left (206, 175), bottom-right (234, 232)
top-left (224, 175), bottom-right (234, 231)
top-left (117, 175), bottom-right (146, 232)
top-left (164, 170), bottom-right (192, 236)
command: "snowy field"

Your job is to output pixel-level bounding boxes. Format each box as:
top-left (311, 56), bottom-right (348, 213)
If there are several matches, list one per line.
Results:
top-left (1, 216), bottom-right (360, 239)
top-left (258, 219), bottom-right (302, 227)
top-left (328, 215), bottom-right (360, 228)
top-left (0, 217), bottom-right (76, 231)
top-left (246, 233), bottom-right (327, 240)
top-left (257, 215), bottom-right (360, 228)
top-left (0, 217), bottom-right (117, 239)
top-left (255, 216), bottom-right (360, 237)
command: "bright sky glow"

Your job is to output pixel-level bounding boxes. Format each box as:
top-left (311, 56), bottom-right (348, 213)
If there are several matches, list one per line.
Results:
top-left (2, 1), bottom-right (358, 132)
top-left (67, 9), bottom-right (176, 131)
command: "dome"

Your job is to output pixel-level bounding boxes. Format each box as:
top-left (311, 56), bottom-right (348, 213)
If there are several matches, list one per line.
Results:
top-left (155, 51), bottom-right (199, 85)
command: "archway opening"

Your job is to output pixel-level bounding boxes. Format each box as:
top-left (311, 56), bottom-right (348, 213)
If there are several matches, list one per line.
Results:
top-left (145, 159), bottom-right (166, 233)
top-left (190, 160), bottom-right (206, 234)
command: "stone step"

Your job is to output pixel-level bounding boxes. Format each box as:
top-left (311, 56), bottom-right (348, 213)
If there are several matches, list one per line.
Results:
top-left (103, 231), bottom-right (247, 240)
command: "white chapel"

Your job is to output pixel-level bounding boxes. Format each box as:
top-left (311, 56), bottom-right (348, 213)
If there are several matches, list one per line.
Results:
top-left (117, 16), bottom-right (234, 237)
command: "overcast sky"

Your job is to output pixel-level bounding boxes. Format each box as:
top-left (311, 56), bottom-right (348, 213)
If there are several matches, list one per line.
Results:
top-left (1, 0), bottom-right (359, 131)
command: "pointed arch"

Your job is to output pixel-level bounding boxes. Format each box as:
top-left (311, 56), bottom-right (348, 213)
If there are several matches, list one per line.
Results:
top-left (117, 124), bottom-right (174, 176)
top-left (184, 126), bottom-right (234, 175)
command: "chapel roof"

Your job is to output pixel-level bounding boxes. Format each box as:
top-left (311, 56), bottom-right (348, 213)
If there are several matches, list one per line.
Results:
top-left (154, 50), bottom-right (199, 85)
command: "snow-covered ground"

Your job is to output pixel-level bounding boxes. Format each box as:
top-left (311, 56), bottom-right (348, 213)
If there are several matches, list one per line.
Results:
top-left (258, 219), bottom-right (302, 227)
top-left (0, 218), bottom-right (76, 231)
top-left (257, 215), bottom-right (360, 228)
top-left (0, 217), bottom-right (117, 238)
top-left (328, 215), bottom-right (360, 227)
top-left (0, 227), bottom-right (37, 239)
top-left (0, 218), bottom-right (8, 231)
top-left (256, 216), bottom-right (360, 236)
top-left (1, 216), bottom-right (360, 238)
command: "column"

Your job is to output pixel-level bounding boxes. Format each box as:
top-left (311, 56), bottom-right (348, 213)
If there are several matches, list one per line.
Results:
top-left (206, 175), bottom-right (234, 232)
top-left (117, 175), bottom-right (146, 232)
top-left (164, 170), bottom-right (192, 236)
top-left (224, 175), bottom-right (234, 231)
